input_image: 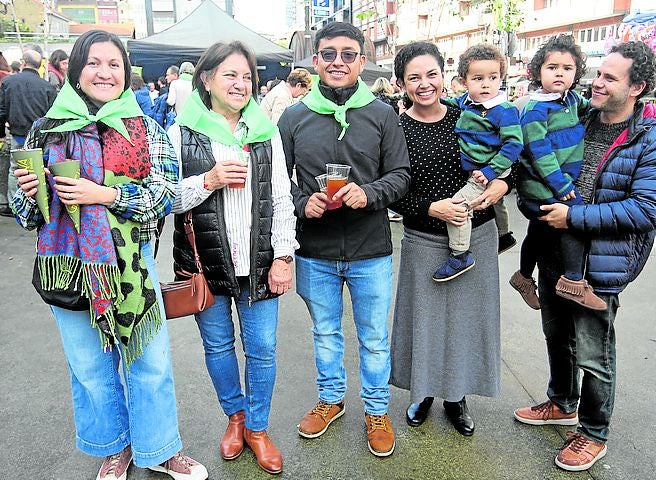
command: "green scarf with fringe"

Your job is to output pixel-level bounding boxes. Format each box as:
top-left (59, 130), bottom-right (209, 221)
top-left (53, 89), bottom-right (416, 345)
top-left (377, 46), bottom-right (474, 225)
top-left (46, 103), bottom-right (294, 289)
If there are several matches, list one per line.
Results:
top-left (300, 77), bottom-right (375, 140)
top-left (41, 82), bottom-right (144, 143)
top-left (175, 90), bottom-right (276, 146)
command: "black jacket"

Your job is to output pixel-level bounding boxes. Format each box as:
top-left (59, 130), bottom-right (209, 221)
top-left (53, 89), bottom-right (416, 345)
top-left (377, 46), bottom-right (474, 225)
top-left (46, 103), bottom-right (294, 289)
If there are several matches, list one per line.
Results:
top-left (172, 127), bottom-right (278, 302)
top-left (0, 69), bottom-right (57, 137)
top-left (278, 91), bottom-right (411, 261)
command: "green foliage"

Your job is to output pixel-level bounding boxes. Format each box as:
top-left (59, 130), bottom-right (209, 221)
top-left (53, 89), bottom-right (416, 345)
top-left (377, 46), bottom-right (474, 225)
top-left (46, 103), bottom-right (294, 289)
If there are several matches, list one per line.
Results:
top-left (466, 0), bottom-right (525, 32)
top-left (356, 9), bottom-right (376, 21)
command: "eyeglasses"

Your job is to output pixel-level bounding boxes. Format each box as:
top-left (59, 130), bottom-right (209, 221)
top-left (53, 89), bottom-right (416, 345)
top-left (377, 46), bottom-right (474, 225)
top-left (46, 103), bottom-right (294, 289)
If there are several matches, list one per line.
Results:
top-left (318, 49), bottom-right (361, 64)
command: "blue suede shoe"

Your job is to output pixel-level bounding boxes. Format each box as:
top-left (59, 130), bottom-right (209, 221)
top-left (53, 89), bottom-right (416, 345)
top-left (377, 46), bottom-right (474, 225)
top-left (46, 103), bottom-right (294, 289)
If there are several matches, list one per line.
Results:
top-left (432, 251), bottom-right (475, 282)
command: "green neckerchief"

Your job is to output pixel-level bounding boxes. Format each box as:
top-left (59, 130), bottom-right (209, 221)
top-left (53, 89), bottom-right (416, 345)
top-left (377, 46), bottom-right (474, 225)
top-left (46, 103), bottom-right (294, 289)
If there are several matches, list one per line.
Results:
top-left (41, 82), bottom-right (144, 142)
top-left (301, 77), bottom-right (375, 140)
top-left (179, 73), bottom-right (193, 81)
top-left (175, 90), bottom-right (276, 147)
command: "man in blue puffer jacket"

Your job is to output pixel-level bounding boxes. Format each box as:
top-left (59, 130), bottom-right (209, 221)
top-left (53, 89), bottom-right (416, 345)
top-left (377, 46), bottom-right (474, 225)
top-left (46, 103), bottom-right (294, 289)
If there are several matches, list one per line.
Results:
top-left (513, 41), bottom-right (656, 472)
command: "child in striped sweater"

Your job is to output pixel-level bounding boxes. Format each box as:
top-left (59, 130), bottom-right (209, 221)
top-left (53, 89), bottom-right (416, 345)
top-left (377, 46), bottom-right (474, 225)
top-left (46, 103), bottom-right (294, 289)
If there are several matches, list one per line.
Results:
top-left (433, 44), bottom-right (523, 282)
top-left (511, 34), bottom-right (607, 311)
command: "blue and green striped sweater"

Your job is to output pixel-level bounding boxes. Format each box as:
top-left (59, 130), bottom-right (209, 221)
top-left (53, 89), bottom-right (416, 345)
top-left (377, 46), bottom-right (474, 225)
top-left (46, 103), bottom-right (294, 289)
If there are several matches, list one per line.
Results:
top-left (516, 89), bottom-right (589, 217)
top-left (450, 92), bottom-right (523, 181)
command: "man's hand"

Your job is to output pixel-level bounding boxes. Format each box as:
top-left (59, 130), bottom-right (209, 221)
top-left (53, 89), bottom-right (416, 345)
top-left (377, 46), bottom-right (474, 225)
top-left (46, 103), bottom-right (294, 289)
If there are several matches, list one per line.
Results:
top-left (333, 182), bottom-right (367, 209)
top-left (539, 203), bottom-right (570, 229)
top-left (268, 259), bottom-right (293, 295)
top-left (304, 192), bottom-right (328, 218)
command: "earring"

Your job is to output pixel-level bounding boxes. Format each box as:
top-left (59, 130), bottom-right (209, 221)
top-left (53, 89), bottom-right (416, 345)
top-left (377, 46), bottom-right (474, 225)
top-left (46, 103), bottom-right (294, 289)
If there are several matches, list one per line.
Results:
top-left (76, 82), bottom-right (80, 89)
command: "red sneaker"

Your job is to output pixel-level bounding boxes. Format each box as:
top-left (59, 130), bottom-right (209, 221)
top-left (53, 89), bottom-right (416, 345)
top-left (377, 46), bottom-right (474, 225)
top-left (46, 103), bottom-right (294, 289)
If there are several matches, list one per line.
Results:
top-left (514, 400), bottom-right (578, 426)
top-left (555, 432), bottom-right (607, 471)
top-left (96, 446), bottom-right (132, 480)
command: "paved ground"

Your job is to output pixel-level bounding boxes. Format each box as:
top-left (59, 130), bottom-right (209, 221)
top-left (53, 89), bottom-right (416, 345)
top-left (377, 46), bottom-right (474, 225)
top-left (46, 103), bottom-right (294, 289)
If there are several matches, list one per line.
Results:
top-left (1, 194), bottom-right (655, 480)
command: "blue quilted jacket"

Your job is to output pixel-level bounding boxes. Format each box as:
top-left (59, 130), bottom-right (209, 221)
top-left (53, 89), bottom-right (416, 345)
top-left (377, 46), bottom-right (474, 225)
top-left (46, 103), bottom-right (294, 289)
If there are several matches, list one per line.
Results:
top-left (568, 102), bottom-right (656, 293)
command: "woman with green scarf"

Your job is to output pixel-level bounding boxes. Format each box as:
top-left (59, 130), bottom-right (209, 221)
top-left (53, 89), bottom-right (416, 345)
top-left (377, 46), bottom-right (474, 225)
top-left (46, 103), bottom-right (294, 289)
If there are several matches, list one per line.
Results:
top-left (168, 41), bottom-right (297, 475)
top-left (12, 30), bottom-right (207, 480)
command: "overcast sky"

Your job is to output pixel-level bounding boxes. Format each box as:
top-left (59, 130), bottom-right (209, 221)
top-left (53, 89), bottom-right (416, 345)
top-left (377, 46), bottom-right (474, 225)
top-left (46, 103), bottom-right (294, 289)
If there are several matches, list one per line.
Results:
top-left (234, 0), bottom-right (288, 36)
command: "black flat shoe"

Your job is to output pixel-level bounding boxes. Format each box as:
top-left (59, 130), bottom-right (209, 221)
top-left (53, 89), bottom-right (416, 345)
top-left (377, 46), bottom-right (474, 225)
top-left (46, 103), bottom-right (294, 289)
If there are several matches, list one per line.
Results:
top-left (443, 397), bottom-right (475, 436)
top-left (406, 397), bottom-right (434, 427)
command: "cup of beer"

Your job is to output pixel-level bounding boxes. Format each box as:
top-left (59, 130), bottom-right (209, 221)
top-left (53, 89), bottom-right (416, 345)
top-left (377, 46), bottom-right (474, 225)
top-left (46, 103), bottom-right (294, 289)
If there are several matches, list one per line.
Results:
top-left (229, 149), bottom-right (249, 189)
top-left (325, 164), bottom-right (351, 210)
top-left (315, 173), bottom-right (337, 210)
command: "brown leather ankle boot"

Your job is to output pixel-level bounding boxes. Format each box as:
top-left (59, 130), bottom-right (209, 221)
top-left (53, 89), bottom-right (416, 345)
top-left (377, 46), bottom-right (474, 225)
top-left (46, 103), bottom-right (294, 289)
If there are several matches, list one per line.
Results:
top-left (555, 276), bottom-right (607, 311)
top-left (220, 411), bottom-right (245, 460)
top-left (244, 428), bottom-right (283, 474)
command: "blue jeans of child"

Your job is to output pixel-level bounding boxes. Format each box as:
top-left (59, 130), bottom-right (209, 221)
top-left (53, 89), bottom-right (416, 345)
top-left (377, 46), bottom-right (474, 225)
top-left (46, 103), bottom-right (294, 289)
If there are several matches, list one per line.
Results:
top-left (195, 282), bottom-right (279, 432)
top-left (51, 242), bottom-right (182, 467)
top-left (296, 255), bottom-right (393, 415)
top-left (539, 273), bottom-right (619, 443)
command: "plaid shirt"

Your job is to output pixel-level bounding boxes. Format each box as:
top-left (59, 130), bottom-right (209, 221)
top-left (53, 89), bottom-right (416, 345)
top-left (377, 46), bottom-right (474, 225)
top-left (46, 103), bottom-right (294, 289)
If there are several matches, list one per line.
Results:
top-left (12, 116), bottom-right (178, 244)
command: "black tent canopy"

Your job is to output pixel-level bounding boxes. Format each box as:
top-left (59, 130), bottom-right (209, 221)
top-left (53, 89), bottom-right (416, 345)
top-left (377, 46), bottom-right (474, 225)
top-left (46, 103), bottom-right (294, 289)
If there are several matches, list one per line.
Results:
top-left (293, 55), bottom-right (392, 85)
top-left (127, 0), bottom-right (293, 82)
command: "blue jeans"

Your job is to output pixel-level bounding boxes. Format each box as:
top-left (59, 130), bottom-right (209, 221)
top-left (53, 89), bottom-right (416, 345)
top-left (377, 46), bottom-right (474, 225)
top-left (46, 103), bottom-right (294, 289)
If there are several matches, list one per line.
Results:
top-left (51, 242), bottom-right (182, 467)
top-left (539, 273), bottom-right (619, 443)
top-left (195, 282), bottom-right (279, 432)
top-left (296, 255), bottom-right (393, 415)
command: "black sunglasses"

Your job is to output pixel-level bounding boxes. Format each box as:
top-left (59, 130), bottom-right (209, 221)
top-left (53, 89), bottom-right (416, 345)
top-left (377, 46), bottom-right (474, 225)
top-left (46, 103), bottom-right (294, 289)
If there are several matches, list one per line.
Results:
top-left (318, 49), bottom-right (361, 64)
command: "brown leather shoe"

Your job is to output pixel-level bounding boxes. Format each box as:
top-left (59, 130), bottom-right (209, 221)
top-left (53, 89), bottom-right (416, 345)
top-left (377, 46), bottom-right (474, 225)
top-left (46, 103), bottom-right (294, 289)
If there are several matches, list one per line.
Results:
top-left (555, 276), bottom-right (607, 311)
top-left (220, 410), bottom-right (245, 460)
top-left (244, 428), bottom-right (283, 474)
top-left (298, 400), bottom-right (345, 438)
top-left (555, 432), bottom-right (607, 471)
top-left (365, 413), bottom-right (395, 457)
top-left (509, 270), bottom-right (541, 310)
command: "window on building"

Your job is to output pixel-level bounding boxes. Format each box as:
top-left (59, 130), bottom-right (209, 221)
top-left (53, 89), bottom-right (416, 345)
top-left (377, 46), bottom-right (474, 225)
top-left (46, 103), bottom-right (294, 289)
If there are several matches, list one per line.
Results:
top-left (601, 26), bottom-right (607, 39)
top-left (586, 29), bottom-right (592, 42)
top-left (593, 28), bottom-right (599, 42)
top-left (418, 14), bottom-right (428, 32)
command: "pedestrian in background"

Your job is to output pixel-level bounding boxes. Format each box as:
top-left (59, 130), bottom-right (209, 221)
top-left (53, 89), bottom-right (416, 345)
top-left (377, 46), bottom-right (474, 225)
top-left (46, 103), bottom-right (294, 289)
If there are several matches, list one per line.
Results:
top-left (0, 49), bottom-right (56, 205)
top-left (167, 61), bottom-right (194, 115)
top-left (371, 76), bottom-right (399, 113)
top-left (168, 40), bottom-right (296, 475)
top-left (130, 72), bottom-right (154, 117)
top-left (11, 29), bottom-right (207, 480)
top-left (278, 21), bottom-right (410, 458)
top-left (0, 51), bottom-right (12, 216)
top-left (389, 41), bottom-right (510, 437)
top-left (47, 49), bottom-right (69, 92)
top-left (514, 40), bottom-right (656, 473)
top-left (260, 67), bottom-right (312, 123)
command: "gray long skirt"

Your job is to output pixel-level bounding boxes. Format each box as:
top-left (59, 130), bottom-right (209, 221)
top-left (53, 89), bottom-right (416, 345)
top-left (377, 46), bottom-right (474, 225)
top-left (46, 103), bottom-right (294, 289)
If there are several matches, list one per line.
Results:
top-left (390, 220), bottom-right (501, 403)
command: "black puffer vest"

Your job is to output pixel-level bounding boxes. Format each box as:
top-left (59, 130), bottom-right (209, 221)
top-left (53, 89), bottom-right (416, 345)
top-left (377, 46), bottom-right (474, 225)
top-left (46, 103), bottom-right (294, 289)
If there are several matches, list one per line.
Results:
top-left (172, 126), bottom-right (277, 302)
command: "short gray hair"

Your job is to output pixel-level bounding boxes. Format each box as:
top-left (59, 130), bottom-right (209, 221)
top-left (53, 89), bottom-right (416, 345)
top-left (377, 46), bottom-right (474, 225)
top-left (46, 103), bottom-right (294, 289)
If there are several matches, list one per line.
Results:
top-left (180, 62), bottom-right (195, 75)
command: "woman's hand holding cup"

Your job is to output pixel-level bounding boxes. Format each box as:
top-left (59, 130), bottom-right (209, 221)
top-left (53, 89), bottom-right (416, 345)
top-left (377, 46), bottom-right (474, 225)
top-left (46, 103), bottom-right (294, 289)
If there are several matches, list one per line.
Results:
top-left (204, 160), bottom-right (248, 191)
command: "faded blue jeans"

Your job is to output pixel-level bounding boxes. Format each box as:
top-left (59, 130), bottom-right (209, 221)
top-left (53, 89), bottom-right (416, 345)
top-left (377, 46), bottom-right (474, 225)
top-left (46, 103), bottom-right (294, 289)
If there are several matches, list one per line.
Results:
top-left (538, 273), bottom-right (619, 443)
top-left (51, 242), bottom-right (182, 467)
top-left (296, 255), bottom-right (393, 415)
top-left (195, 280), bottom-right (279, 432)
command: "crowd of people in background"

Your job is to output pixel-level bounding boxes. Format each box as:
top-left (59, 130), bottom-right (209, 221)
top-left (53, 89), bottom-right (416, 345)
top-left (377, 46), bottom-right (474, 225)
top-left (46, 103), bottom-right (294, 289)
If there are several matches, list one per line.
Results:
top-left (1, 21), bottom-right (655, 480)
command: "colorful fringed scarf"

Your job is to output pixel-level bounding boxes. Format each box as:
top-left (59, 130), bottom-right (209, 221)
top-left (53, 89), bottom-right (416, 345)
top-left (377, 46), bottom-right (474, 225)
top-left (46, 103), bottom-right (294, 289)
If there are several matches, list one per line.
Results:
top-left (36, 114), bottom-right (161, 367)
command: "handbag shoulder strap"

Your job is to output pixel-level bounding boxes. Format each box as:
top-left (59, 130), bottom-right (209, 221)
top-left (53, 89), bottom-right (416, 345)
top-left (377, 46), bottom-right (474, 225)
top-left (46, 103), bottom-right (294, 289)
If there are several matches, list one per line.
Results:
top-left (183, 211), bottom-right (204, 272)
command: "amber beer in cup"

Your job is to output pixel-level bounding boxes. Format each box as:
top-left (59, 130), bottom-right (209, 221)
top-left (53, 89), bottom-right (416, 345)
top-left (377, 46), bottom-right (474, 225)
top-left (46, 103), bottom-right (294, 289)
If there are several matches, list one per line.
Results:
top-left (325, 164), bottom-right (351, 210)
top-left (315, 173), bottom-right (337, 210)
top-left (229, 148), bottom-right (249, 189)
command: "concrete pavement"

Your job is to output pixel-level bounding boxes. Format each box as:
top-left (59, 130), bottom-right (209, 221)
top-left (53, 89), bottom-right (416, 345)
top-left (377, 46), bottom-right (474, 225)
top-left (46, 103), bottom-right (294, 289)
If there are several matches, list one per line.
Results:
top-left (1, 194), bottom-right (655, 480)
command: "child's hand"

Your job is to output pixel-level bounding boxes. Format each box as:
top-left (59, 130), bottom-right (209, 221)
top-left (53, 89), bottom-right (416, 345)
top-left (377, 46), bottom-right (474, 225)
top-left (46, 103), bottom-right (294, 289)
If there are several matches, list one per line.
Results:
top-left (560, 189), bottom-right (576, 201)
top-left (472, 170), bottom-right (489, 186)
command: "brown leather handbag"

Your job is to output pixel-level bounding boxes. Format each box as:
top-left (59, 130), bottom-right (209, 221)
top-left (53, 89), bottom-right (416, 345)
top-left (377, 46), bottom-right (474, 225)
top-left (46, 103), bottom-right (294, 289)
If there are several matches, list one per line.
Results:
top-left (160, 211), bottom-right (215, 319)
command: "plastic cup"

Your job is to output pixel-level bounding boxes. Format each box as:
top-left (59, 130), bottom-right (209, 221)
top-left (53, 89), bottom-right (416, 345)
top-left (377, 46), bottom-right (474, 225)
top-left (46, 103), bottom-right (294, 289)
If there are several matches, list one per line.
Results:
top-left (315, 173), bottom-right (338, 210)
top-left (49, 160), bottom-right (81, 233)
top-left (325, 164), bottom-right (351, 210)
top-left (11, 148), bottom-right (49, 223)
top-left (229, 150), bottom-right (249, 189)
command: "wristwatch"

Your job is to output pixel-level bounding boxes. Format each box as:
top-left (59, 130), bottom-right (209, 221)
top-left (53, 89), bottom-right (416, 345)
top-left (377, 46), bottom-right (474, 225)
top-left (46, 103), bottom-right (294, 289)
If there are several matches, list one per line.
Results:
top-left (275, 255), bottom-right (293, 263)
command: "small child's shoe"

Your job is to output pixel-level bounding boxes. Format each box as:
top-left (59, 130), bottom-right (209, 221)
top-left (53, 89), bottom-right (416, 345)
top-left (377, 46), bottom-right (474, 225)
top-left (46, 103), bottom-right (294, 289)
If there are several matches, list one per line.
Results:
top-left (433, 251), bottom-right (475, 282)
top-left (555, 276), bottom-right (607, 311)
top-left (509, 270), bottom-right (541, 310)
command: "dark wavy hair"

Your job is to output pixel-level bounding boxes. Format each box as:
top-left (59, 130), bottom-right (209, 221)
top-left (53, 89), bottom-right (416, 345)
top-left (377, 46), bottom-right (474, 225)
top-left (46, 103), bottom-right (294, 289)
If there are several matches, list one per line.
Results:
top-left (193, 41), bottom-right (258, 111)
top-left (394, 41), bottom-right (445, 86)
top-left (314, 22), bottom-right (365, 53)
top-left (528, 34), bottom-right (586, 89)
top-left (458, 43), bottom-right (507, 79)
top-left (610, 41), bottom-right (656, 100)
top-left (49, 49), bottom-right (68, 73)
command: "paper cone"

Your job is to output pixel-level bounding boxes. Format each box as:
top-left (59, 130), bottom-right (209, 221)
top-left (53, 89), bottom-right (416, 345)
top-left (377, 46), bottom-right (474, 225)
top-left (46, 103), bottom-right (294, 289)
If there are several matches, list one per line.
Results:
top-left (11, 148), bottom-right (49, 223)
top-left (49, 160), bottom-right (81, 233)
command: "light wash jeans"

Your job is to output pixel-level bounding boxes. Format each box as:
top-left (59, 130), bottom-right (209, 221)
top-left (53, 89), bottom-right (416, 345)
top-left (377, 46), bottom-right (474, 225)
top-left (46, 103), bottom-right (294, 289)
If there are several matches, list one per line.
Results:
top-left (195, 281), bottom-right (279, 432)
top-left (296, 255), bottom-right (393, 415)
top-left (51, 242), bottom-right (182, 467)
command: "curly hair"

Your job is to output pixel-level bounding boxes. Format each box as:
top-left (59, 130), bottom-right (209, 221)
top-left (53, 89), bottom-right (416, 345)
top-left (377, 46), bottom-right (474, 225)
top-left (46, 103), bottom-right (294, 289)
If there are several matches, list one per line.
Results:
top-left (457, 43), bottom-right (506, 79)
top-left (528, 34), bottom-right (586, 89)
top-left (394, 41), bottom-right (444, 85)
top-left (610, 41), bottom-right (656, 100)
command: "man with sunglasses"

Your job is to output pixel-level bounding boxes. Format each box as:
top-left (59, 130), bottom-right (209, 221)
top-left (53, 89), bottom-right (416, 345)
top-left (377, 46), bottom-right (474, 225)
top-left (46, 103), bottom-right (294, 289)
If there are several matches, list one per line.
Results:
top-left (278, 22), bottom-right (410, 458)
